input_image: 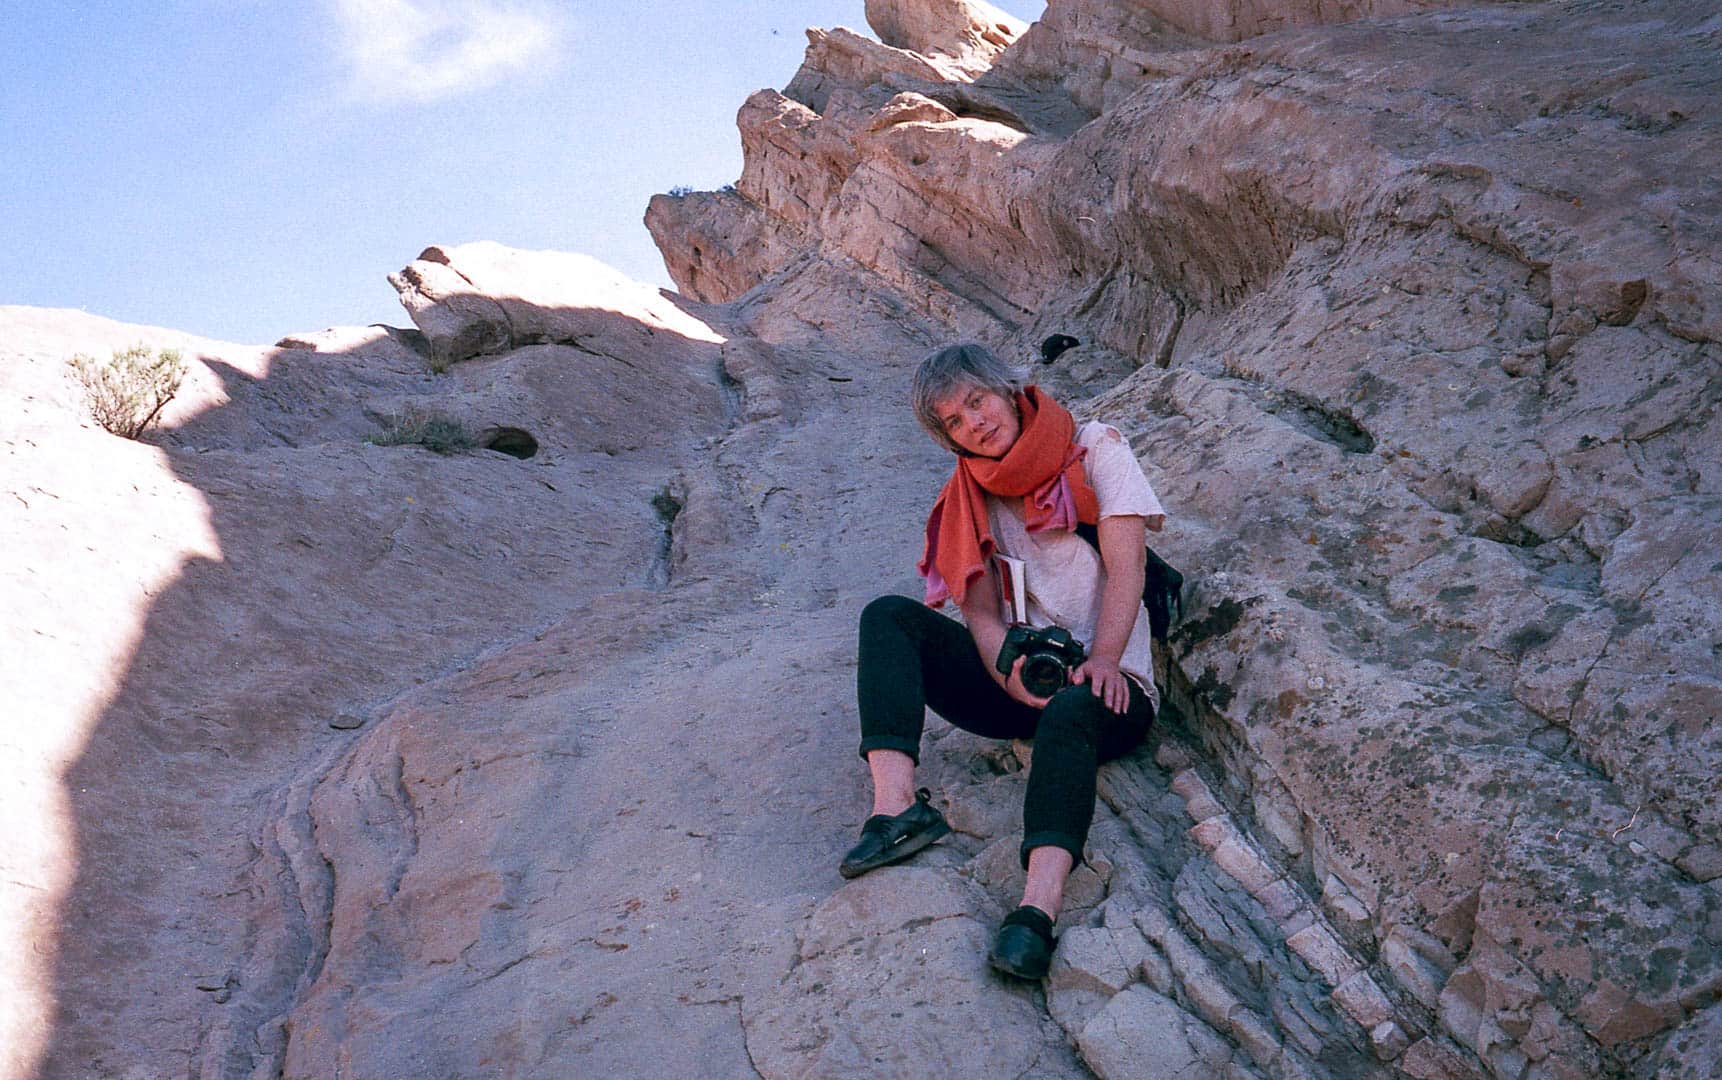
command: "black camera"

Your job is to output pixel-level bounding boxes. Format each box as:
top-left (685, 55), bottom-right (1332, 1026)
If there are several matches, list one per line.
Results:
top-left (995, 624), bottom-right (1087, 698)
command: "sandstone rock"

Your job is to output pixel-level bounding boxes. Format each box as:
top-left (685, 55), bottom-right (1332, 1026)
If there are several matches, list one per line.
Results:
top-left (1048, 924), bottom-right (1139, 997)
top-left (1321, 874), bottom-right (1373, 941)
top-left (783, 27), bottom-right (948, 114)
top-left (1045, 914), bottom-right (1148, 1032)
top-left (1332, 971), bottom-right (1396, 1032)
top-left (744, 867), bottom-right (1082, 1078)
top-left (1172, 767), bottom-right (1229, 822)
top-left (864, 0), bottom-right (1027, 79)
top-left (1382, 925), bottom-right (1459, 1011)
top-left (1399, 1036), bottom-right (1489, 1080)
top-left (1133, 0), bottom-right (1487, 45)
top-left (1370, 1020), bottom-right (1411, 1062)
top-left (1077, 984), bottom-right (1246, 1079)
top-left (867, 89), bottom-right (959, 132)
top-left (387, 241), bottom-right (723, 368)
top-left (992, 0), bottom-right (1205, 117)
top-left (12, 0), bottom-right (1722, 1076)
top-left (273, 322), bottom-right (427, 362)
top-left (388, 253), bottom-right (511, 365)
top-left (1644, 998), bottom-right (1722, 1078)
top-left (1, 285), bottom-right (740, 1076)
top-left (643, 187), bottom-right (810, 307)
top-left (654, 0), bottom-right (1722, 1068)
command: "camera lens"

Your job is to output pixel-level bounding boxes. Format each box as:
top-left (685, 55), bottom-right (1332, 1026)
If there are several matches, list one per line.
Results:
top-left (1020, 653), bottom-right (1068, 697)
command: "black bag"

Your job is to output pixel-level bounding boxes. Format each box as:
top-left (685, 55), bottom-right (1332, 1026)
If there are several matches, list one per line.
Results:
top-left (1074, 523), bottom-right (1185, 642)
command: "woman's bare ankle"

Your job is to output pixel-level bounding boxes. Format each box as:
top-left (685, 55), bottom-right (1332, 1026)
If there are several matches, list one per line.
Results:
top-left (872, 789), bottom-right (915, 817)
top-left (1020, 845), bottom-right (1074, 919)
top-left (865, 749), bottom-right (917, 817)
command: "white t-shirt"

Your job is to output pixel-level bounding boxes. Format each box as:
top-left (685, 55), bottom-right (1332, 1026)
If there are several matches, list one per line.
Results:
top-left (985, 421), bottom-right (1166, 708)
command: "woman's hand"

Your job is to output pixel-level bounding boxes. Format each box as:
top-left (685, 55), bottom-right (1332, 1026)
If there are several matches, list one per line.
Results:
top-left (1071, 655), bottom-right (1131, 714)
top-left (1005, 656), bottom-right (1054, 710)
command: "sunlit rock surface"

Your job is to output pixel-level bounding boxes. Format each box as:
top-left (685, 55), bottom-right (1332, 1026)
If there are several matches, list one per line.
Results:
top-left (5, 0), bottom-right (1718, 1076)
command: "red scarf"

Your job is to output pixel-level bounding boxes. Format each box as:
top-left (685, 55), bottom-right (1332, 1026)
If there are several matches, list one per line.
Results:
top-left (918, 386), bottom-right (1099, 607)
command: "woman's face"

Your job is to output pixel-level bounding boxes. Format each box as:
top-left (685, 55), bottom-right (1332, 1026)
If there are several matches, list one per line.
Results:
top-left (932, 383), bottom-right (1021, 459)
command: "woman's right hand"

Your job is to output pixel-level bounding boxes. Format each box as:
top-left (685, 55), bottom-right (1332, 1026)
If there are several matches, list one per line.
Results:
top-left (959, 569), bottom-right (1051, 709)
top-left (1005, 655), bottom-right (1054, 710)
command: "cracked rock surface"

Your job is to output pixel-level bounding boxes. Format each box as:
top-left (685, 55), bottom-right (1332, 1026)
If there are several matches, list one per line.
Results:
top-left (3, 0), bottom-right (1719, 1077)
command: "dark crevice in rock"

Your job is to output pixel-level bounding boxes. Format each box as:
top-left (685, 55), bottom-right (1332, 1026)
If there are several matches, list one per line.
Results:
top-left (1171, 595), bottom-right (1256, 659)
top-left (647, 486), bottom-right (684, 589)
top-left (383, 752), bottom-right (421, 903)
top-left (738, 997), bottom-right (767, 1080)
top-left (1273, 390), bottom-right (1376, 454)
top-left (1471, 515), bottom-right (1544, 549)
top-left (1152, 295), bottom-right (1186, 370)
top-left (716, 359), bottom-right (745, 428)
top-left (478, 426), bottom-right (539, 459)
top-left (918, 85), bottom-right (1035, 134)
top-left (204, 777), bottom-right (339, 1080)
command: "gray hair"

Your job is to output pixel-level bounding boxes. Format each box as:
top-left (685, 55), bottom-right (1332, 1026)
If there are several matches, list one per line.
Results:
top-left (911, 343), bottom-right (1028, 454)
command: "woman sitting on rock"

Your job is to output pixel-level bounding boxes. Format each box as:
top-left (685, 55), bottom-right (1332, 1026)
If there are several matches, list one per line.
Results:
top-left (842, 342), bottom-right (1166, 979)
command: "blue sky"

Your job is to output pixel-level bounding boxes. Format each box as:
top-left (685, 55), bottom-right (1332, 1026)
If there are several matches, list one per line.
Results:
top-left (1, 1), bottom-right (1042, 345)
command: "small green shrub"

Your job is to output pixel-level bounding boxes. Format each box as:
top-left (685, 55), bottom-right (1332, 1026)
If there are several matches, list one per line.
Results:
top-left (70, 344), bottom-right (188, 439)
top-left (368, 407), bottom-right (476, 454)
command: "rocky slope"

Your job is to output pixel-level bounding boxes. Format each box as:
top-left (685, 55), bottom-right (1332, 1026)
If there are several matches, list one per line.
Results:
top-left (3, 0), bottom-right (1718, 1077)
top-left (647, 0), bottom-right (1721, 1073)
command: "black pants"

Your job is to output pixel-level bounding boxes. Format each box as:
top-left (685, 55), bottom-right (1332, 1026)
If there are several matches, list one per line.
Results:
top-left (856, 594), bottom-right (1154, 868)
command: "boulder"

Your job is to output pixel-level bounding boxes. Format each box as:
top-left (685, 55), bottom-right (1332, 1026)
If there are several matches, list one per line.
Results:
top-left (387, 241), bottom-right (723, 368)
top-left (864, 0), bottom-right (1027, 78)
top-left (1076, 985), bottom-right (1249, 1079)
top-left (742, 868), bottom-right (1084, 1078)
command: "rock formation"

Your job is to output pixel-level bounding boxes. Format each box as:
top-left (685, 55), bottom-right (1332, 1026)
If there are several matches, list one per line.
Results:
top-left (649, 0), bottom-right (1721, 1070)
top-left (3, 0), bottom-right (1718, 1077)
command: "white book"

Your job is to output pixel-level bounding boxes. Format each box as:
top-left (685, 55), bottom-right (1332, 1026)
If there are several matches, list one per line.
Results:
top-left (993, 553), bottom-right (1028, 626)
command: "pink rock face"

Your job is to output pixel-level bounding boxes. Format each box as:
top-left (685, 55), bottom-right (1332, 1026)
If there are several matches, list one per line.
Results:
top-left (645, 0), bottom-right (1720, 1075)
top-left (7, 0), bottom-right (1720, 1077)
top-left (864, 0), bottom-right (1027, 77)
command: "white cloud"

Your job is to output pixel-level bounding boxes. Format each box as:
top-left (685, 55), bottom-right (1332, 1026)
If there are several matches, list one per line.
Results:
top-left (328, 0), bottom-right (568, 105)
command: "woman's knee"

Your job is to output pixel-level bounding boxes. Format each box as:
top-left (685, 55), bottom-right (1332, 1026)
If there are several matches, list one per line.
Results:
top-left (860, 593), bottom-right (921, 633)
top-left (1038, 686), bottom-right (1105, 741)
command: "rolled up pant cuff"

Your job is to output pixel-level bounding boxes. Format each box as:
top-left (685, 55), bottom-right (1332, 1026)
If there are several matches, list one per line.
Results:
top-left (1020, 830), bottom-right (1083, 870)
top-left (859, 734), bottom-right (922, 766)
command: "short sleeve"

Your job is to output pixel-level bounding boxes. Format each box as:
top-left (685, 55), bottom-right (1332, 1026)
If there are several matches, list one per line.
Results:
top-left (1079, 422), bottom-right (1165, 520)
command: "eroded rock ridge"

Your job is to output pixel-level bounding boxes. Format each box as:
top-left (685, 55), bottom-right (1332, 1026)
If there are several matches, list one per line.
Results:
top-left (3, 0), bottom-right (1717, 1077)
top-left (648, 0), bottom-right (1721, 1074)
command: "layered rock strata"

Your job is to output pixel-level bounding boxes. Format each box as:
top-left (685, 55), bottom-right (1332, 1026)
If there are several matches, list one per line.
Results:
top-left (650, 0), bottom-right (1721, 1074)
top-left (4, 0), bottom-right (1718, 1077)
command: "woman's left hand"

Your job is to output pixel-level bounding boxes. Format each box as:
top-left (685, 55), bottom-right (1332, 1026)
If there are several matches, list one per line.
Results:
top-left (1070, 656), bottom-right (1131, 714)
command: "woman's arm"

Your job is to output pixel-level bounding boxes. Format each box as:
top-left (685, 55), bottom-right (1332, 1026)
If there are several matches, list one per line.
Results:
top-left (959, 565), bottom-right (1053, 709)
top-left (1071, 513), bottom-right (1148, 713)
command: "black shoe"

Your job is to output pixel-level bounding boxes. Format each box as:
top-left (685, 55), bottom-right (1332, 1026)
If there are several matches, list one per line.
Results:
top-left (838, 788), bottom-right (951, 879)
top-left (989, 905), bottom-right (1056, 979)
